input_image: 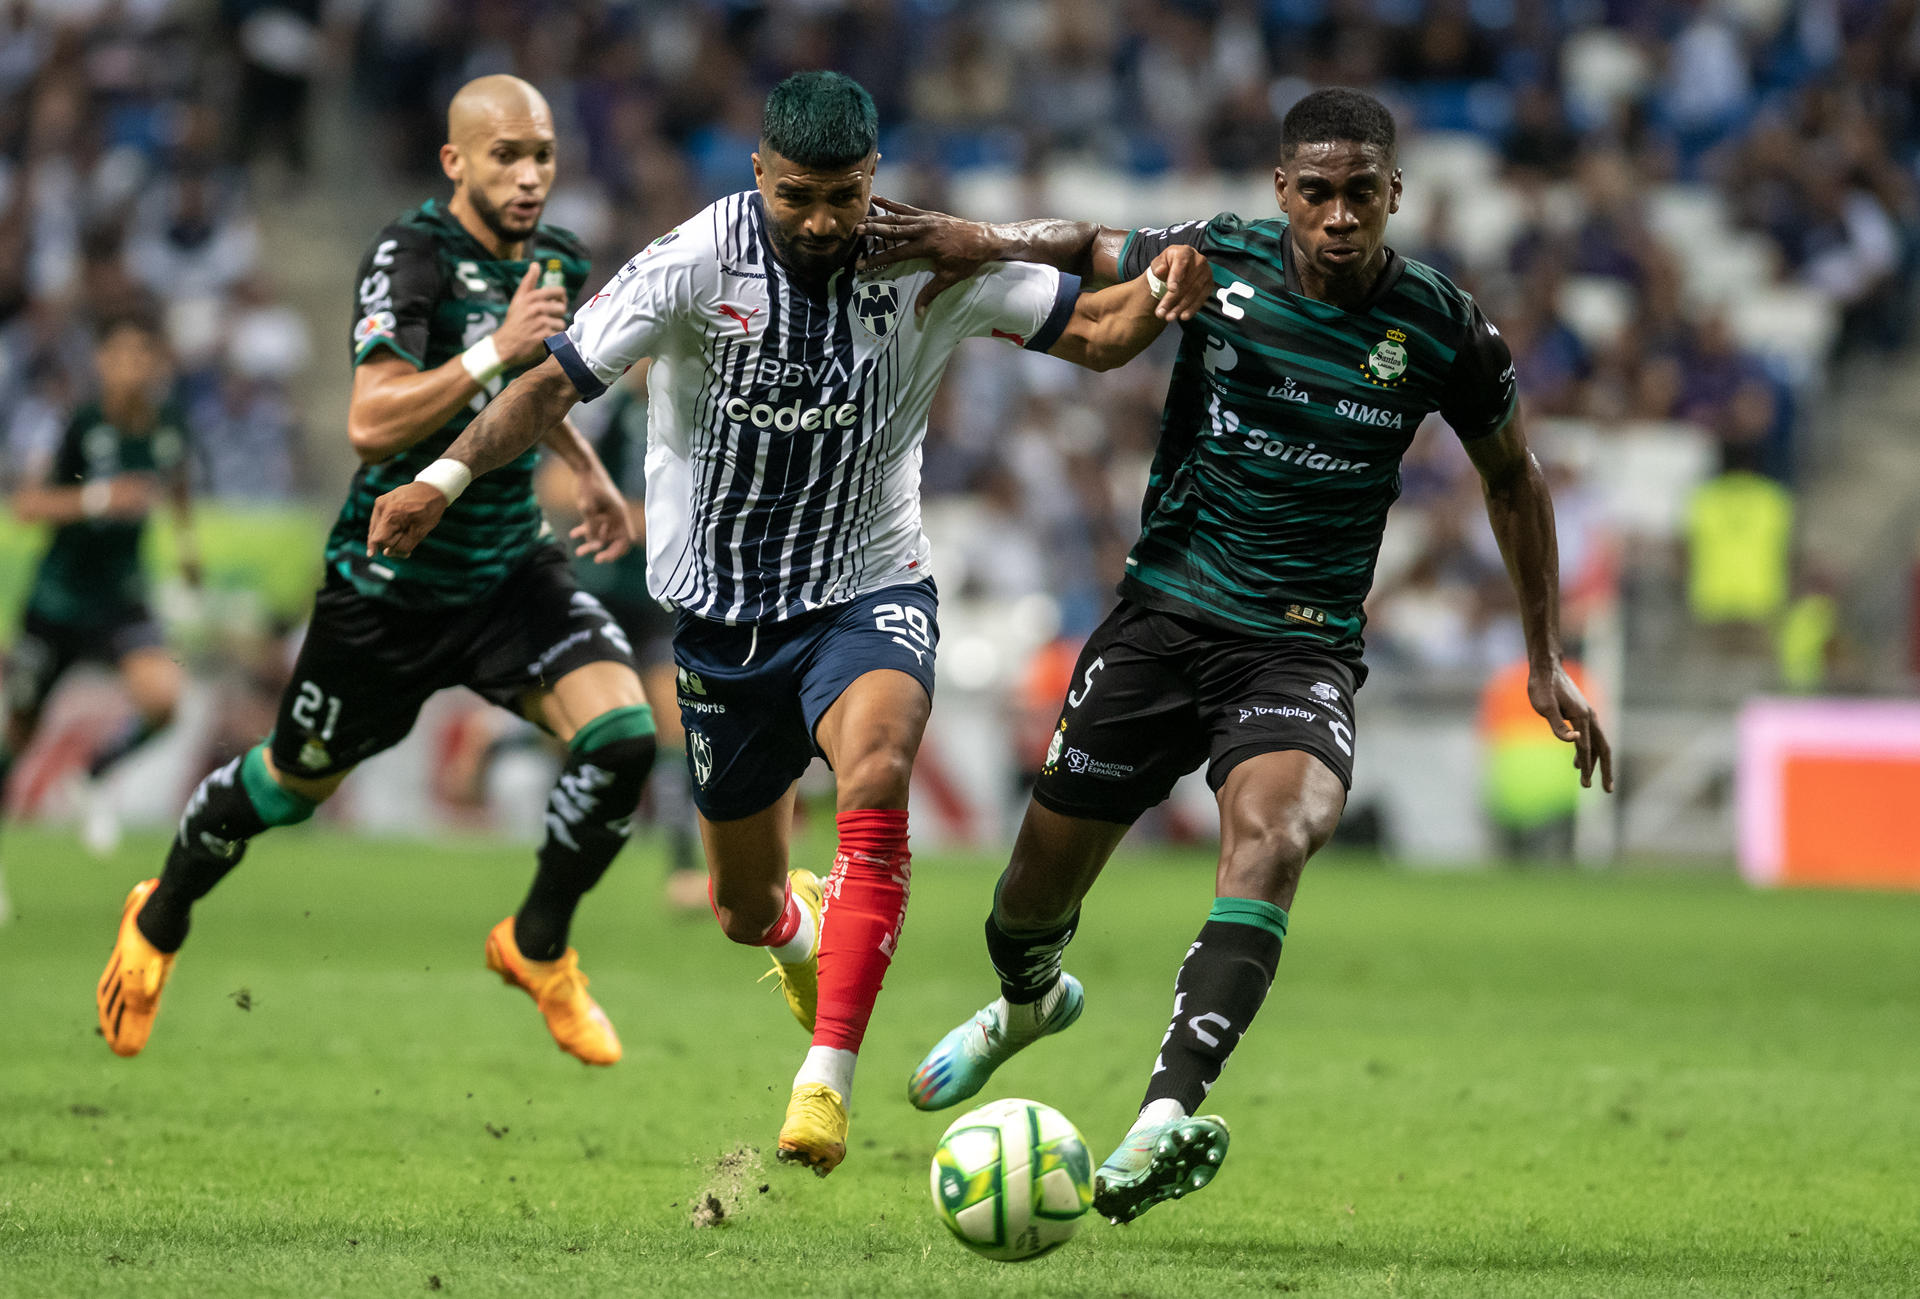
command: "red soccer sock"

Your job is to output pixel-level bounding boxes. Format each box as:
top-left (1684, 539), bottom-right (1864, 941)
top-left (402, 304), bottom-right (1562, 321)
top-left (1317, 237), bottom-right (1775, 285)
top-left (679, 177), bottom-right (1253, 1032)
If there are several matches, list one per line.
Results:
top-left (813, 808), bottom-right (912, 1053)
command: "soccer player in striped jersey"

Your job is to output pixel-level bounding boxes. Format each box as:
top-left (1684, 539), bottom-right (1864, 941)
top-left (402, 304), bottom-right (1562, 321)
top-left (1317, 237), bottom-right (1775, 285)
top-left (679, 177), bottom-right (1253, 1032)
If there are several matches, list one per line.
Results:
top-left (96, 76), bottom-right (657, 1067)
top-left (866, 87), bottom-right (1615, 1222)
top-left (368, 71), bottom-right (1210, 1174)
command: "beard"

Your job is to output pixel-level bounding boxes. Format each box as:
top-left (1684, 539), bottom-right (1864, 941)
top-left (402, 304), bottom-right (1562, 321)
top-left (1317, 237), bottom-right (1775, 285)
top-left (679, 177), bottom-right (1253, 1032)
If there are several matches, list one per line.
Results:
top-left (469, 185), bottom-right (539, 244)
top-left (767, 220), bottom-right (853, 280)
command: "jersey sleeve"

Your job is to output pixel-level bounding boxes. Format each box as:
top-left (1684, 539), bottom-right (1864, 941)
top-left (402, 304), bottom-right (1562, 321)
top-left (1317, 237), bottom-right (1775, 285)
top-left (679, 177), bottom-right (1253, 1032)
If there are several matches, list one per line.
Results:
top-left (350, 223), bottom-right (440, 369)
top-left (948, 261), bottom-right (1081, 351)
top-left (1116, 214), bottom-right (1229, 281)
top-left (1437, 299), bottom-right (1519, 440)
top-left (547, 228), bottom-right (704, 402)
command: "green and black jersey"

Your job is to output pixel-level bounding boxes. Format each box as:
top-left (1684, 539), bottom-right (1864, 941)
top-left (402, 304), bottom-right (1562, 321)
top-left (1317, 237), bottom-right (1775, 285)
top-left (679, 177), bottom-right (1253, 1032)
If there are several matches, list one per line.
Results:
top-left (26, 400), bottom-right (189, 627)
top-left (1116, 213), bottom-right (1516, 654)
top-left (330, 199), bottom-right (591, 606)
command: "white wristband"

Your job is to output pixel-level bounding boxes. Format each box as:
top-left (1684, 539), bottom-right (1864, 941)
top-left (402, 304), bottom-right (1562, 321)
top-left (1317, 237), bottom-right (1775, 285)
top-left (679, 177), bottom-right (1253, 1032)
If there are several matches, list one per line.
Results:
top-left (460, 334), bottom-right (505, 386)
top-left (81, 480), bottom-right (111, 518)
top-left (1144, 264), bottom-right (1169, 300)
top-left (414, 458), bottom-right (473, 503)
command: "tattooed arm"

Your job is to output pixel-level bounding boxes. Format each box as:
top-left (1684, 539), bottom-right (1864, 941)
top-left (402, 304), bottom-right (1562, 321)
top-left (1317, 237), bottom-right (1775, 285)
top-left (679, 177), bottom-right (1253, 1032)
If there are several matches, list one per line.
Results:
top-left (365, 355), bottom-right (578, 560)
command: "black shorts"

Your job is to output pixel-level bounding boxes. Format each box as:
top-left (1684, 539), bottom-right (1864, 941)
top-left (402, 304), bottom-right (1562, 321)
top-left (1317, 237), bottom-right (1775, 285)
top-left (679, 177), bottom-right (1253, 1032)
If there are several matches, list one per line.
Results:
top-left (5, 606), bottom-right (164, 722)
top-left (269, 545), bottom-right (638, 778)
top-left (1030, 599), bottom-right (1361, 825)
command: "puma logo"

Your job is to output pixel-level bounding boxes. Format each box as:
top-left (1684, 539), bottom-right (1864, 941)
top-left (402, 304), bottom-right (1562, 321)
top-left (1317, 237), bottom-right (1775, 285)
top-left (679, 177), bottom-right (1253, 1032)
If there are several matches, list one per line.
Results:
top-left (718, 304), bottom-right (762, 336)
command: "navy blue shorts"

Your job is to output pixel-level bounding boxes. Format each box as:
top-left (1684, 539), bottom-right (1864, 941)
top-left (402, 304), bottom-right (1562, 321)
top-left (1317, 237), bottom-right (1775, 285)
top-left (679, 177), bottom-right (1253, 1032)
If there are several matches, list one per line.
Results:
top-left (673, 580), bottom-right (939, 821)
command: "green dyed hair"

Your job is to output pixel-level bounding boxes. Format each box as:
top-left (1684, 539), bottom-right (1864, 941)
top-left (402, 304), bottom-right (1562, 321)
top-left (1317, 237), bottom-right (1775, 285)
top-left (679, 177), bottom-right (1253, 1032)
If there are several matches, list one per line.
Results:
top-left (761, 71), bottom-right (878, 169)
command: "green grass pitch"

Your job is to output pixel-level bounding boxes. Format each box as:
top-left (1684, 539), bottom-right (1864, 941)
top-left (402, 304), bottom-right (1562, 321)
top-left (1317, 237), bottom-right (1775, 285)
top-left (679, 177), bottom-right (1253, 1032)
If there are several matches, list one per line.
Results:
top-left (3, 823), bottom-right (1917, 1297)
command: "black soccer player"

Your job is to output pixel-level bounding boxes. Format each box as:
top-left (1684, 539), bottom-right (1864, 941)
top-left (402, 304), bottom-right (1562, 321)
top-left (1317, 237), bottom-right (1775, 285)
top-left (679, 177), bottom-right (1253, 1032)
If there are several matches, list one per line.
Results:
top-left (865, 87), bottom-right (1614, 1222)
top-left (3, 314), bottom-right (195, 858)
top-left (96, 75), bottom-right (656, 1065)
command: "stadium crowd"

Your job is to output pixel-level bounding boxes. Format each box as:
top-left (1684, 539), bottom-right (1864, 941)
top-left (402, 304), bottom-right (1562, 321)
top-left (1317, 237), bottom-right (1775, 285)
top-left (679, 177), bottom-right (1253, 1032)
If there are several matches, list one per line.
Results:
top-left (341, 0), bottom-right (1919, 678)
top-left (0, 1), bottom-right (1915, 842)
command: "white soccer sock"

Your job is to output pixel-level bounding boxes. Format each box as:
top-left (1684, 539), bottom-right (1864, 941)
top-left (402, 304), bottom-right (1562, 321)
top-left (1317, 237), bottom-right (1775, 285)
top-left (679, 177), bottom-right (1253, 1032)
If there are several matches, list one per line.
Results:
top-left (997, 976), bottom-right (1067, 1039)
top-left (769, 893), bottom-right (816, 965)
top-left (795, 1045), bottom-right (856, 1100)
top-left (1135, 1098), bottom-right (1187, 1131)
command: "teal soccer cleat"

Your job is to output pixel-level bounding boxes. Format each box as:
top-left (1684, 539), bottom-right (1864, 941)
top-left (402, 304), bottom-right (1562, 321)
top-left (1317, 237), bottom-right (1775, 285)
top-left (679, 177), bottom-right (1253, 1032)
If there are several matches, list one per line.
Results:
top-left (905, 974), bottom-right (1085, 1111)
top-left (1093, 1113), bottom-right (1231, 1225)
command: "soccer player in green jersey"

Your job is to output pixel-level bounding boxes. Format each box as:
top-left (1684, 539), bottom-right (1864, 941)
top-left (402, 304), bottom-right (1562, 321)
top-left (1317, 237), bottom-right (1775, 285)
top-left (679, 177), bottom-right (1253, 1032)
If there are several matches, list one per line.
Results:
top-left (864, 87), bottom-right (1614, 1222)
top-left (2, 314), bottom-right (196, 862)
top-left (96, 75), bottom-right (656, 1066)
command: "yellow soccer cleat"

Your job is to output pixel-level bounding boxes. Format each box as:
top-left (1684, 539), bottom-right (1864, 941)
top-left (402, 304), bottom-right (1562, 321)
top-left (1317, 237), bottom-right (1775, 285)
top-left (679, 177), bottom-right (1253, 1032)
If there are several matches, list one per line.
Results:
top-left (767, 868), bottom-right (824, 1031)
top-left (484, 918), bottom-right (622, 1066)
top-left (96, 878), bottom-right (175, 1058)
top-left (776, 1082), bottom-right (848, 1176)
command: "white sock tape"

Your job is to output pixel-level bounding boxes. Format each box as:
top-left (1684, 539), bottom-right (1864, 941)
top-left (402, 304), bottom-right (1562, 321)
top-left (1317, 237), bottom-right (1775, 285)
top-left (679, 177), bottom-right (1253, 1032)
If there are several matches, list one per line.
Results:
top-left (460, 334), bottom-right (504, 386)
top-left (414, 458), bottom-right (472, 502)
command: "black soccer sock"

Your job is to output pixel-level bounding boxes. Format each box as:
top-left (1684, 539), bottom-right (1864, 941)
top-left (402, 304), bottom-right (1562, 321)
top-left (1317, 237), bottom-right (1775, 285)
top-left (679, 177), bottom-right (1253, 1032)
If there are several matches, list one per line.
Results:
top-left (513, 705), bottom-right (656, 961)
top-left (1139, 897), bottom-right (1287, 1116)
top-left (88, 714), bottom-right (162, 779)
top-left (138, 744), bottom-right (318, 953)
top-left (983, 876), bottom-right (1081, 1005)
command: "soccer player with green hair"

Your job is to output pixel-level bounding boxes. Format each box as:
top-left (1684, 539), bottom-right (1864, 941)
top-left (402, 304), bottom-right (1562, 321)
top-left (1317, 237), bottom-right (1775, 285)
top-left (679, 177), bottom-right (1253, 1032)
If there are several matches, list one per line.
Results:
top-left (97, 75), bottom-right (655, 1066)
top-left (864, 86), bottom-right (1615, 1223)
top-left (368, 70), bottom-right (1209, 1173)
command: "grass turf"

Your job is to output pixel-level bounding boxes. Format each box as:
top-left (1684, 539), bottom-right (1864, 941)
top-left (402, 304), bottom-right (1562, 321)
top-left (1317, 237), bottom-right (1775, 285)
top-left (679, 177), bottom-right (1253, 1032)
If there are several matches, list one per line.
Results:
top-left (2, 824), bottom-right (1917, 1297)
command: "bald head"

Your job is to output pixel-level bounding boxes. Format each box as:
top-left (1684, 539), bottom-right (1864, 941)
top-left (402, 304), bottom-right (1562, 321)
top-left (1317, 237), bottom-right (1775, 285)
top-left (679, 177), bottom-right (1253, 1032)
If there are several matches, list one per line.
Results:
top-left (440, 76), bottom-right (557, 255)
top-left (447, 75), bottom-right (552, 151)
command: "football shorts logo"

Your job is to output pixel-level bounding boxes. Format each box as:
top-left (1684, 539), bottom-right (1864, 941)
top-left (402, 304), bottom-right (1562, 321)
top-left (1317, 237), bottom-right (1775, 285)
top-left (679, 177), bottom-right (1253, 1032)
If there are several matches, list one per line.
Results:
top-left (1042, 720), bottom-right (1066, 775)
top-left (1310, 681), bottom-right (1341, 704)
top-left (1364, 329), bottom-right (1410, 385)
top-left (687, 730), bottom-right (714, 787)
top-left (853, 281), bottom-right (899, 339)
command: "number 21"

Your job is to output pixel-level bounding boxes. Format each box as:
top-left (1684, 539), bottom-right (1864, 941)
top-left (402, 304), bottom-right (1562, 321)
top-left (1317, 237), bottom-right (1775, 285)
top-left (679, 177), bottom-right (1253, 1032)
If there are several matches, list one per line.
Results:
top-left (291, 681), bottom-right (342, 742)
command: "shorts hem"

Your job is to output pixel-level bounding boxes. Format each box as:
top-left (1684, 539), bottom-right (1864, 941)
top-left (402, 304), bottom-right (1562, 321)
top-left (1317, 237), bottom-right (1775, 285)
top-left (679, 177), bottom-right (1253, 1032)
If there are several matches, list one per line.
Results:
top-left (1206, 740), bottom-right (1353, 793)
top-left (1030, 783), bottom-right (1143, 827)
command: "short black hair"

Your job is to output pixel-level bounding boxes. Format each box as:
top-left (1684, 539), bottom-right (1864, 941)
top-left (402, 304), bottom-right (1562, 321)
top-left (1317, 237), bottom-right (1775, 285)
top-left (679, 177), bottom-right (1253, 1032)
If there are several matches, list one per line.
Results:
top-left (761, 71), bottom-right (878, 169)
top-left (1281, 87), bottom-right (1397, 163)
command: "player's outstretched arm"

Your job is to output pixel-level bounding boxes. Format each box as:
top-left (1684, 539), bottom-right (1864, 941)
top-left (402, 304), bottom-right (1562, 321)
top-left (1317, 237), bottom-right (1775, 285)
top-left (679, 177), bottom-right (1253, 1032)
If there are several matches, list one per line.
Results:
top-left (858, 198), bottom-right (1141, 317)
top-left (1465, 413), bottom-right (1614, 793)
top-left (366, 355), bottom-right (579, 560)
top-left (1045, 247), bottom-right (1211, 372)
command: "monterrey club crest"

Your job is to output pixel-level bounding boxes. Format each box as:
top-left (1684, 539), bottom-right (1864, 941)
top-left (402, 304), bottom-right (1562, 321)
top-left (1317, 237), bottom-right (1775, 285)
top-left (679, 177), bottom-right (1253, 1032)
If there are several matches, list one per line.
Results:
top-left (1364, 328), bottom-right (1410, 386)
top-left (853, 281), bottom-right (899, 339)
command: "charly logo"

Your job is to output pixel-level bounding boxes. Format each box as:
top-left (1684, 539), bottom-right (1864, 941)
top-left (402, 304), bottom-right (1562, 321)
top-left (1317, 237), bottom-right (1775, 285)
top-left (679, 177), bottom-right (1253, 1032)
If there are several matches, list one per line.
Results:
top-left (677, 667), bottom-right (706, 697)
top-left (853, 281), bottom-right (899, 338)
top-left (1364, 328), bottom-right (1410, 385)
top-left (688, 730), bottom-right (714, 787)
top-left (1310, 681), bottom-right (1341, 704)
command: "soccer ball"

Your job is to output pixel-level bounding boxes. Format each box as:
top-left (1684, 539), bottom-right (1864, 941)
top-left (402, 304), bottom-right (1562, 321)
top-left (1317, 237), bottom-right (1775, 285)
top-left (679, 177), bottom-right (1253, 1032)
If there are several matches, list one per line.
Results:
top-left (929, 1097), bottom-right (1095, 1262)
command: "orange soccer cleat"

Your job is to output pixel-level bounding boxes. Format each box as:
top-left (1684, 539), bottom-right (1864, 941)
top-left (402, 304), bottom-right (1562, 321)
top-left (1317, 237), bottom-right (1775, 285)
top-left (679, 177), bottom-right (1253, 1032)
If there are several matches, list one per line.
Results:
top-left (96, 879), bottom-right (176, 1058)
top-left (484, 918), bottom-right (622, 1066)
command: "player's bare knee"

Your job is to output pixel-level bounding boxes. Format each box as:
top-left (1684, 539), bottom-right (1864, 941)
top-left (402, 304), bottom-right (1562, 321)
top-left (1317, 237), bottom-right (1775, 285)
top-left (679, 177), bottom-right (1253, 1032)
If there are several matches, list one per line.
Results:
top-left (1217, 818), bottom-right (1314, 903)
top-left (835, 745), bottom-right (914, 810)
top-left (712, 890), bottom-right (783, 944)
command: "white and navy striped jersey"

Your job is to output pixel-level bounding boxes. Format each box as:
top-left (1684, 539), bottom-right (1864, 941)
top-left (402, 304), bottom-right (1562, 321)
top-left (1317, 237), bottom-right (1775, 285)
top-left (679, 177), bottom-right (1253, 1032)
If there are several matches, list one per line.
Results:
top-left (546, 191), bottom-right (1080, 625)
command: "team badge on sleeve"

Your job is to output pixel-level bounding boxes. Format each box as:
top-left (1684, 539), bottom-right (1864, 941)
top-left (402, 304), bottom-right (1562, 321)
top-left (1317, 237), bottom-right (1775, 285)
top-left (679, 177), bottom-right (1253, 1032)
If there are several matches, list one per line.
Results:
top-left (853, 282), bottom-right (899, 339)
